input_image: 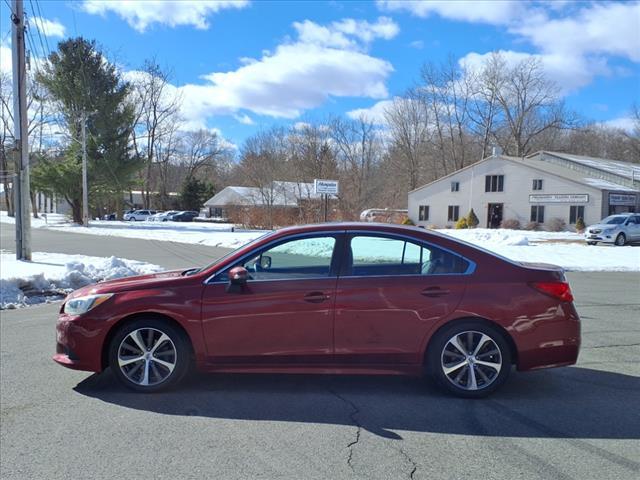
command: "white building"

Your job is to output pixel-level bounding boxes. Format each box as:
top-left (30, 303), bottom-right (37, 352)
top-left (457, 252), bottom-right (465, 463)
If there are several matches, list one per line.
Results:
top-left (408, 151), bottom-right (640, 229)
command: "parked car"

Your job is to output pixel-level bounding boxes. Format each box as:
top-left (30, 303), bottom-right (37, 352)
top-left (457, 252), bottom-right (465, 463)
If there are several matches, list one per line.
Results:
top-left (54, 223), bottom-right (580, 398)
top-left (123, 209), bottom-right (156, 221)
top-left (170, 210), bottom-right (199, 222)
top-left (149, 210), bottom-right (179, 222)
top-left (102, 213), bottom-right (116, 221)
top-left (585, 213), bottom-right (640, 246)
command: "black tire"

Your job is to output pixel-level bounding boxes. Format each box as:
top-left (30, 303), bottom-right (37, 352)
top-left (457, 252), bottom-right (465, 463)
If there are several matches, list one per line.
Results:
top-left (129, 217), bottom-right (136, 221)
top-left (587, 241), bottom-right (597, 246)
top-left (614, 233), bottom-right (626, 246)
top-left (427, 320), bottom-right (512, 398)
top-left (108, 318), bottom-right (191, 393)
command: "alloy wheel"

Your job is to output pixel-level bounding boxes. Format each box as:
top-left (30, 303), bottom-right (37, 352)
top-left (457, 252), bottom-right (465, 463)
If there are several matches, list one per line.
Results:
top-left (615, 234), bottom-right (625, 246)
top-left (441, 330), bottom-right (502, 391)
top-left (117, 328), bottom-right (177, 386)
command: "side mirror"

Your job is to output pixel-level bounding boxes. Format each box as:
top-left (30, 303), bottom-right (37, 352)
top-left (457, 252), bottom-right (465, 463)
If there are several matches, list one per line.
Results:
top-left (259, 255), bottom-right (272, 269)
top-left (229, 266), bottom-right (248, 285)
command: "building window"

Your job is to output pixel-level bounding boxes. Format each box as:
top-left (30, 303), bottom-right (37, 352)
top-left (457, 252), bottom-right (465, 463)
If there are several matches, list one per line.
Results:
top-left (451, 181), bottom-right (460, 192)
top-left (418, 205), bottom-right (429, 221)
top-left (531, 205), bottom-right (545, 223)
top-left (485, 175), bottom-right (504, 192)
top-left (569, 205), bottom-right (585, 224)
top-left (532, 179), bottom-right (543, 190)
top-left (448, 205), bottom-right (460, 222)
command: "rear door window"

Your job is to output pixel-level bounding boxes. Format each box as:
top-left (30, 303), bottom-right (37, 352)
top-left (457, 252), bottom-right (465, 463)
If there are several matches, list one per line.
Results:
top-left (347, 235), bottom-right (469, 276)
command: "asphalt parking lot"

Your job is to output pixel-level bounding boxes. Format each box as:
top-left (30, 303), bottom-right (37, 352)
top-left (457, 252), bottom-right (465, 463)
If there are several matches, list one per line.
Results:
top-left (1, 227), bottom-right (639, 479)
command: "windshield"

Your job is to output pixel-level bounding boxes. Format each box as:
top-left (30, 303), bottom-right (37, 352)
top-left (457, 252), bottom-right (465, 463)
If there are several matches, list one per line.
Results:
top-left (185, 231), bottom-right (273, 276)
top-left (602, 216), bottom-right (626, 225)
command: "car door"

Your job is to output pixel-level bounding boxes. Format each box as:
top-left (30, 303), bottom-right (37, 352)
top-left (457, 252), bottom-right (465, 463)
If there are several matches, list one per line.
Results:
top-left (627, 215), bottom-right (640, 240)
top-left (334, 232), bottom-right (470, 366)
top-left (200, 233), bottom-right (342, 365)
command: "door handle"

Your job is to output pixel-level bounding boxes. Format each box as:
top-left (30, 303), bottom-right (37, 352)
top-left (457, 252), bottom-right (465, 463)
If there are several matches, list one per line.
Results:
top-left (421, 287), bottom-right (450, 298)
top-left (304, 291), bottom-right (330, 303)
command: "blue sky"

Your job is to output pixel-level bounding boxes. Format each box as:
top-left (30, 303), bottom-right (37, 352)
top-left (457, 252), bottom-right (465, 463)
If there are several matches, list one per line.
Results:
top-left (1, 0), bottom-right (639, 147)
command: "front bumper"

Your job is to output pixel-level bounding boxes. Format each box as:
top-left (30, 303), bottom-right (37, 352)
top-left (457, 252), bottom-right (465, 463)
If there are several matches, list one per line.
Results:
top-left (54, 313), bottom-right (107, 372)
top-left (585, 231), bottom-right (617, 243)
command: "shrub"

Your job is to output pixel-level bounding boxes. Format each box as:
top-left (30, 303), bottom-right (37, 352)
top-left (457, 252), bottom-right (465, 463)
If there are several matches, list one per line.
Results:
top-left (401, 217), bottom-right (415, 226)
top-left (500, 218), bottom-right (521, 230)
top-left (455, 217), bottom-right (468, 229)
top-left (548, 217), bottom-right (566, 232)
top-left (466, 208), bottom-right (479, 228)
top-left (575, 217), bottom-right (586, 232)
top-left (525, 221), bottom-right (540, 231)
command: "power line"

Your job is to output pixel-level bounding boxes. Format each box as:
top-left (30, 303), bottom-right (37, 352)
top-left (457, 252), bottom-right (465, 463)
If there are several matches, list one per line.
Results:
top-left (30, 0), bottom-right (50, 57)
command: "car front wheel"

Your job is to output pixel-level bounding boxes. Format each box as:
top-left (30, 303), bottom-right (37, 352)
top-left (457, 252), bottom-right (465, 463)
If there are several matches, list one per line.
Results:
top-left (428, 321), bottom-right (511, 398)
top-left (614, 233), bottom-right (626, 246)
top-left (108, 319), bottom-right (191, 392)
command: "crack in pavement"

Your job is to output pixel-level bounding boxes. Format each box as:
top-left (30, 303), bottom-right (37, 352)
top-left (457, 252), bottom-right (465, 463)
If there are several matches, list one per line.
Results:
top-left (398, 447), bottom-right (418, 479)
top-left (583, 343), bottom-right (640, 349)
top-left (329, 388), bottom-right (362, 471)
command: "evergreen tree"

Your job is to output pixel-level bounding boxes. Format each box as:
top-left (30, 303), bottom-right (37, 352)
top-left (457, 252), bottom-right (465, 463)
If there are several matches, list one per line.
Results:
top-left (35, 37), bottom-right (140, 222)
top-left (466, 208), bottom-right (479, 228)
top-left (180, 177), bottom-right (214, 211)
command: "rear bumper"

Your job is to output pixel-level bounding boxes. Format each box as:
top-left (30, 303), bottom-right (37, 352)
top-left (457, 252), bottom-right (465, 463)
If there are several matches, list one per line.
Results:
top-left (515, 302), bottom-right (581, 371)
top-left (54, 314), bottom-right (107, 373)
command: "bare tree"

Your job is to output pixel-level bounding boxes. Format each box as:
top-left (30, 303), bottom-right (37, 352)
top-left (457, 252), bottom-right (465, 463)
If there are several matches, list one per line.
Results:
top-left (384, 91), bottom-right (431, 190)
top-left (179, 129), bottom-right (227, 182)
top-left (130, 60), bottom-right (182, 208)
top-left (488, 54), bottom-right (574, 156)
top-left (330, 116), bottom-right (383, 218)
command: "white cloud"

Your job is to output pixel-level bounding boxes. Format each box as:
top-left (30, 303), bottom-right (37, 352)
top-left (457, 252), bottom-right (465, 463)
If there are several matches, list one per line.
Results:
top-left (293, 16), bottom-right (399, 50)
top-left (1, 44), bottom-right (12, 75)
top-left (387, 1), bottom-right (640, 95)
top-left (81, 0), bottom-right (249, 32)
top-left (173, 17), bottom-right (395, 125)
top-left (233, 113), bottom-right (254, 125)
top-left (459, 50), bottom-right (610, 94)
top-left (347, 98), bottom-right (396, 125)
top-left (377, 0), bottom-right (527, 25)
top-left (409, 40), bottom-right (424, 50)
top-left (30, 17), bottom-right (66, 38)
top-left (512, 2), bottom-right (640, 62)
top-left (602, 117), bottom-right (636, 132)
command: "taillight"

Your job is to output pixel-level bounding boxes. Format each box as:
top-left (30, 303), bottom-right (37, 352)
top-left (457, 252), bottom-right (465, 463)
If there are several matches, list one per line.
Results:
top-left (530, 282), bottom-right (574, 302)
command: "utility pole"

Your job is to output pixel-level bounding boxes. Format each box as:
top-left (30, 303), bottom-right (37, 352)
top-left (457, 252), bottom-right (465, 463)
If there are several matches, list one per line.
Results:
top-left (11, 0), bottom-right (31, 260)
top-left (81, 110), bottom-right (89, 226)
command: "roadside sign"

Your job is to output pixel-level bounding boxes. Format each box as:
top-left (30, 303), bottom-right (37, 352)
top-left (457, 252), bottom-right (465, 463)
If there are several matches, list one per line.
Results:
top-left (314, 179), bottom-right (339, 195)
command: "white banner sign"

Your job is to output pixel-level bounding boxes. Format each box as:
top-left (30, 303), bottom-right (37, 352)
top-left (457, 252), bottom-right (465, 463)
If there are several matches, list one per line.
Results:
top-left (314, 179), bottom-right (339, 195)
top-left (609, 193), bottom-right (637, 206)
top-left (529, 194), bottom-right (589, 203)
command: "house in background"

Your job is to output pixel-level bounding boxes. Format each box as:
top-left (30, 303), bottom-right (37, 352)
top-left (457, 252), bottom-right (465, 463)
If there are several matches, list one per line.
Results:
top-left (203, 181), bottom-right (335, 227)
top-left (408, 151), bottom-right (640, 229)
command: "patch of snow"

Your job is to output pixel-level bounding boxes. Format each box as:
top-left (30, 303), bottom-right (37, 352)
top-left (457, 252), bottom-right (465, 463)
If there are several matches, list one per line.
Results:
top-left (0, 251), bottom-right (162, 309)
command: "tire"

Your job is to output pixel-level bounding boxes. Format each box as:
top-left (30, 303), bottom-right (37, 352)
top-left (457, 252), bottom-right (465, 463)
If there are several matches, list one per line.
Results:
top-left (129, 217), bottom-right (136, 221)
top-left (427, 320), bottom-right (512, 398)
top-left (108, 318), bottom-right (191, 393)
top-left (614, 233), bottom-right (626, 246)
top-left (587, 241), bottom-right (597, 246)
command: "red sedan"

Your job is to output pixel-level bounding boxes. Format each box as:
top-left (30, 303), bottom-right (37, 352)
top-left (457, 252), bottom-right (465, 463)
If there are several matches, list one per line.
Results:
top-left (54, 223), bottom-right (580, 398)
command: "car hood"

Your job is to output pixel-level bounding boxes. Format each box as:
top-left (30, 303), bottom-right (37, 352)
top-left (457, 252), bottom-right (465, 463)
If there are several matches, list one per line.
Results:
top-left (67, 269), bottom-right (189, 298)
top-left (587, 223), bottom-right (620, 230)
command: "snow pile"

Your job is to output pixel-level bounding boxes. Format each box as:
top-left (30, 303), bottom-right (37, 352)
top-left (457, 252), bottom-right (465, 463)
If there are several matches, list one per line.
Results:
top-left (0, 251), bottom-right (162, 309)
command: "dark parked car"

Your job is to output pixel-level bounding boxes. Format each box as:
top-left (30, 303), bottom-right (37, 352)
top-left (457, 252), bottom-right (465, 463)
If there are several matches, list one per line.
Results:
top-left (54, 223), bottom-right (580, 397)
top-left (170, 210), bottom-right (199, 222)
top-left (102, 213), bottom-right (116, 221)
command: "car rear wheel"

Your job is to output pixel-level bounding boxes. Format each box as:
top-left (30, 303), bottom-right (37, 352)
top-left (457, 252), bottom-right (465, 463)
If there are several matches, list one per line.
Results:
top-left (108, 319), bottom-right (191, 392)
top-left (614, 233), bottom-right (626, 246)
top-left (428, 321), bottom-right (511, 398)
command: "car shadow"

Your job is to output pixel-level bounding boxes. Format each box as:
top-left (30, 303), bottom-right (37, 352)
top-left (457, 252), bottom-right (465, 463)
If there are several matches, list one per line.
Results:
top-left (74, 366), bottom-right (639, 441)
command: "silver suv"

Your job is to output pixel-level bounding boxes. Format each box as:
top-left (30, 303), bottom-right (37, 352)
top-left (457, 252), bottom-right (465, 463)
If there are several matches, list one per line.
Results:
top-left (585, 213), bottom-right (640, 246)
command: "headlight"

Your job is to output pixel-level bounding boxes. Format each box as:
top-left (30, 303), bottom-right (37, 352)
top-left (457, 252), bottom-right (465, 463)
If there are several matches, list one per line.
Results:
top-left (64, 294), bottom-right (113, 315)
